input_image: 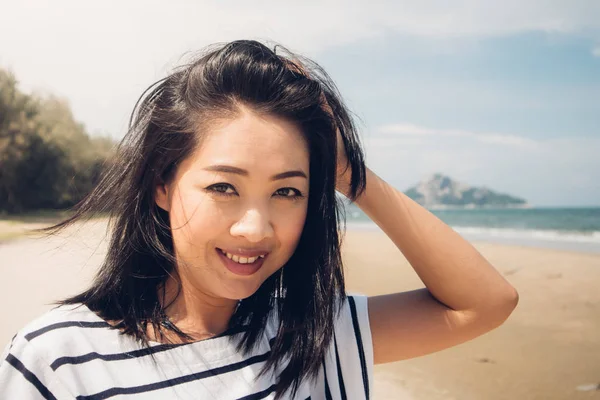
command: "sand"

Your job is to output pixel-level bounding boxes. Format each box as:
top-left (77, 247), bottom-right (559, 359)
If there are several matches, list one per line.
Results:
top-left (1, 221), bottom-right (599, 399)
top-left (342, 230), bottom-right (600, 400)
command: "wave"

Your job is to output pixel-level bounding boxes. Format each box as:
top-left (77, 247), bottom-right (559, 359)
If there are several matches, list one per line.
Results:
top-left (452, 226), bottom-right (600, 244)
top-left (346, 221), bottom-right (600, 244)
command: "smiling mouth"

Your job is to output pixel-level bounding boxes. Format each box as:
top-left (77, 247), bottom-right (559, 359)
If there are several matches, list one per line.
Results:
top-left (217, 248), bottom-right (266, 265)
top-left (215, 248), bottom-right (268, 276)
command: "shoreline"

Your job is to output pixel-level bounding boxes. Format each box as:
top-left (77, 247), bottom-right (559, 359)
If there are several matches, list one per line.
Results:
top-left (345, 221), bottom-right (600, 255)
top-left (3, 217), bottom-right (599, 255)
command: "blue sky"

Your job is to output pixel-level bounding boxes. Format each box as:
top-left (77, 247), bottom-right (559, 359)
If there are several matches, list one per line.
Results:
top-left (1, 1), bottom-right (599, 206)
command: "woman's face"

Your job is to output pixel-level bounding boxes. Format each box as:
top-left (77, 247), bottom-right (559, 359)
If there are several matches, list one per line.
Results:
top-left (155, 108), bottom-right (309, 302)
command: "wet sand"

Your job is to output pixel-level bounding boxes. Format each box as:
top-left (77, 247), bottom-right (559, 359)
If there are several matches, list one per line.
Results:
top-left (1, 222), bottom-right (599, 399)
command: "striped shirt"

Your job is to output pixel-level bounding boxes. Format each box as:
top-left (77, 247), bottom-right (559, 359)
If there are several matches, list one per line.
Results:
top-left (0, 295), bottom-right (373, 399)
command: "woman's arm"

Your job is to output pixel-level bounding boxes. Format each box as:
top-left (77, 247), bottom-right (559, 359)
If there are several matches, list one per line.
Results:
top-left (340, 168), bottom-right (519, 364)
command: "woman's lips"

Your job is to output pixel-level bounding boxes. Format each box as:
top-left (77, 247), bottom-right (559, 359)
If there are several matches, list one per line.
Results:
top-left (216, 248), bottom-right (267, 276)
top-left (218, 247), bottom-right (270, 258)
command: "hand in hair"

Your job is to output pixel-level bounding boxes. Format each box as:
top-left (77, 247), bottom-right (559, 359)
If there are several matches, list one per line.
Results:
top-left (286, 57), bottom-right (351, 196)
top-left (334, 114), bottom-right (351, 196)
top-left (318, 90), bottom-right (350, 195)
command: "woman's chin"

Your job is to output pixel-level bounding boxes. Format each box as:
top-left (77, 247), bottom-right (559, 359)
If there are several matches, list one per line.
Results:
top-left (220, 279), bottom-right (265, 301)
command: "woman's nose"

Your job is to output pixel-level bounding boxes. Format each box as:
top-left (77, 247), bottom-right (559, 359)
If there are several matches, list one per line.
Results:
top-left (230, 208), bottom-right (274, 243)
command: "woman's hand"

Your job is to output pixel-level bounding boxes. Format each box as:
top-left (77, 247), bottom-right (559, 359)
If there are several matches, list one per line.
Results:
top-left (286, 58), bottom-right (352, 195)
top-left (319, 93), bottom-right (351, 196)
top-left (335, 125), bottom-right (352, 196)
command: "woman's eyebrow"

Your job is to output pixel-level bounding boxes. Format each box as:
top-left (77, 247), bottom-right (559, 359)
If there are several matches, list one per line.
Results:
top-left (203, 165), bottom-right (307, 181)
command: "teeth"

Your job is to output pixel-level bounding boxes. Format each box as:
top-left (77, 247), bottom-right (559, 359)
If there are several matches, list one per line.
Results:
top-left (221, 249), bottom-right (264, 264)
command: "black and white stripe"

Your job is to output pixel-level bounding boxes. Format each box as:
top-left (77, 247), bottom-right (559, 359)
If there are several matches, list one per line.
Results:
top-left (50, 324), bottom-right (250, 371)
top-left (1, 295), bottom-right (374, 399)
top-left (5, 353), bottom-right (57, 400)
top-left (75, 352), bottom-right (272, 400)
top-left (333, 333), bottom-right (348, 400)
top-left (348, 296), bottom-right (370, 399)
top-left (24, 321), bottom-right (110, 342)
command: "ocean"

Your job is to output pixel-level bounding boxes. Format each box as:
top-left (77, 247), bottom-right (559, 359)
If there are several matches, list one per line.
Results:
top-left (343, 205), bottom-right (600, 254)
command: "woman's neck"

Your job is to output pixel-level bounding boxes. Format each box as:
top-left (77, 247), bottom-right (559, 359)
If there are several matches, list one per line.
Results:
top-left (157, 274), bottom-right (239, 343)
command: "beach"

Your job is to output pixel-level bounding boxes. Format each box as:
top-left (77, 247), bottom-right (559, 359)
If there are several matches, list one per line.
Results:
top-left (1, 221), bottom-right (599, 399)
top-left (343, 230), bottom-right (600, 400)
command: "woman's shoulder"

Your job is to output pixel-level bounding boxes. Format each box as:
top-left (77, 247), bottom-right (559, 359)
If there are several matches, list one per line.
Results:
top-left (334, 294), bottom-right (372, 348)
top-left (332, 293), bottom-right (371, 331)
top-left (14, 303), bottom-right (108, 341)
top-left (4, 304), bottom-right (114, 363)
top-left (268, 293), bottom-right (371, 340)
top-left (328, 293), bottom-right (374, 398)
top-left (20, 303), bottom-right (107, 333)
top-left (0, 304), bottom-right (117, 398)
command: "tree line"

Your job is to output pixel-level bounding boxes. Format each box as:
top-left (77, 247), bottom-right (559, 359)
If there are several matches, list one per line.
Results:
top-left (0, 68), bottom-right (116, 214)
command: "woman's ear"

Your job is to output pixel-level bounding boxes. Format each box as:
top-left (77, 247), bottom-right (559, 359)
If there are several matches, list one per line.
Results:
top-left (155, 183), bottom-right (171, 212)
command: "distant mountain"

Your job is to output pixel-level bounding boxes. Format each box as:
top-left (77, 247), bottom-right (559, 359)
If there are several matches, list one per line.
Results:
top-left (404, 173), bottom-right (529, 209)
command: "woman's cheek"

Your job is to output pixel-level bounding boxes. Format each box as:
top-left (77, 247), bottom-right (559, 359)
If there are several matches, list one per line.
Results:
top-left (170, 189), bottom-right (213, 244)
top-left (279, 205), bottom-right (308, 251)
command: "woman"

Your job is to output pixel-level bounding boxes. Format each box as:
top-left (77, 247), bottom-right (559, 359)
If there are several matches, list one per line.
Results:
top-left (0, 40), bottom-right (518, 399)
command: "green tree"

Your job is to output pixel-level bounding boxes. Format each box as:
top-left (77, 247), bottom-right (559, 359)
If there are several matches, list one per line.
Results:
top-left (0, 68), bottom-right (115, 213)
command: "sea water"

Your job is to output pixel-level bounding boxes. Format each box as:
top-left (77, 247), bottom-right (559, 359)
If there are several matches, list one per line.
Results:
top-left (343, 205), bottom-right (600, 254)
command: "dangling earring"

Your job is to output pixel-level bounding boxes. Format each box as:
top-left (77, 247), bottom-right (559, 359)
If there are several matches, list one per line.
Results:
top-left (278, 267), bottom-right (285, 298)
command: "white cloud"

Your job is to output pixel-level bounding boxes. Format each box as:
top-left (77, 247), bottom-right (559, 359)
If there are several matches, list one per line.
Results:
top-left (378, 123), bottom-right (538, 148)
top-left (1, 1), bottom-right (599, 136)
top-left (3, 1), bottom-right (599, 51)
top-left (365, 124), bottom-right (600, 206)
top-left (592, 45), bottom-right (600, 57)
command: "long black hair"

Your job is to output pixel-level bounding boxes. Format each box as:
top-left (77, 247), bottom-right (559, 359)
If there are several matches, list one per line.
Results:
top-left (42, 40), bottom-right (366, 398)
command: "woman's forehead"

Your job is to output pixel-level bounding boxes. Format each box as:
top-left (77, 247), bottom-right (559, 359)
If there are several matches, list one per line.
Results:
top-left (188, 111), bottom-right (310, 176)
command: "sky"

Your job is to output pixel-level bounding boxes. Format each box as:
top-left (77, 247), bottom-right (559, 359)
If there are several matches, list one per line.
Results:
top-left (1, 0), bottom-right (599, 207)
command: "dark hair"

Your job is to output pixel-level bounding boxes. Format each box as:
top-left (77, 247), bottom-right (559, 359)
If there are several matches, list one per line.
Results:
top-left (42, 40), bottom-right (366, 398)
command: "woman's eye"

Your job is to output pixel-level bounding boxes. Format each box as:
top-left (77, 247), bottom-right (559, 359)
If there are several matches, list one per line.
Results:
top-left (274, 188), bottom-right (303, 198)
top-left (206, 183), bottom-right (237, 196)
top-left (205, 184), bottom-right (302, 199)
